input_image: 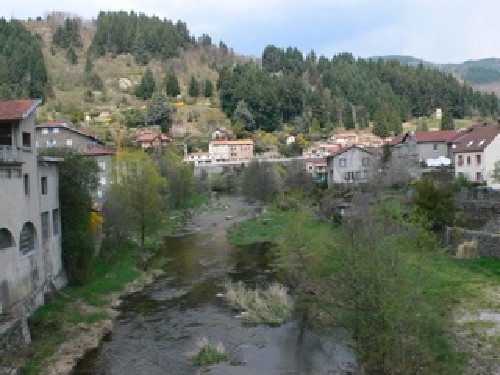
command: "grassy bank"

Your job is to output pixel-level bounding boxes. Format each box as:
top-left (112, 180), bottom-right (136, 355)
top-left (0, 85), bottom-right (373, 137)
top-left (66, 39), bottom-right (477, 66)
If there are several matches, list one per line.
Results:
top-left (226, 208), bottom-right (500, 373)
top-left (21, 241), bottom-right (143, 374)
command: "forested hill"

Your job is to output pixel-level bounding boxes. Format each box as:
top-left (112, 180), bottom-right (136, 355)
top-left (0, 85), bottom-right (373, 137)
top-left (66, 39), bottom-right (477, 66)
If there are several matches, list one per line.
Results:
top-left (0, 13), bottom-right (499, 137)
top-left (0, 19), bottom-right (50, 100)
top-left (375, 55), bottom-right (500, 88)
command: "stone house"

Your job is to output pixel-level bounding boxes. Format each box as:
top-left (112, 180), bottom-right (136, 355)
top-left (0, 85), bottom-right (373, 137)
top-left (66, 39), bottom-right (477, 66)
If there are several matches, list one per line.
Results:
top-left (452, 123), bottom-right (500, 188)
top-left (305, 158), bottom-right (327, 183)
top-left (0, 99), bottom-right (65, 316)
top-left (326, 145), bottom-right (376, 188)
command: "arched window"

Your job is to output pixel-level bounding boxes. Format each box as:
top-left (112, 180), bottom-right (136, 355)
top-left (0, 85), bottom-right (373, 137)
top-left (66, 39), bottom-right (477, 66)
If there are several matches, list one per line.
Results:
top-left (19, 222), bottom-right (36, 256)
top-left (0, 228), bottom-right (14, 249)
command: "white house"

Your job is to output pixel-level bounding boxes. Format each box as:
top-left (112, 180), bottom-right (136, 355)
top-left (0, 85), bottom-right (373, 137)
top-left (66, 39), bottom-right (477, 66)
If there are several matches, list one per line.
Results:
top-left (326, 145), bottom-right (376, 188)
top-left (0, 99), bottom-right (65, 316)
top-left (453, 123), bottom-right (500, 188)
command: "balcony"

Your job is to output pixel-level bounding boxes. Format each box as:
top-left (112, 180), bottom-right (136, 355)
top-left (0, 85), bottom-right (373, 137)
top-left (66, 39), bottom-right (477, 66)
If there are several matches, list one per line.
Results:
top-left (0, 145), bottom-right (20, 163)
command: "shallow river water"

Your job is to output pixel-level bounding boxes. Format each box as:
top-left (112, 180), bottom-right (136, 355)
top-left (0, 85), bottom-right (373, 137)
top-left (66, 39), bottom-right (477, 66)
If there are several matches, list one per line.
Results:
top-left (73, 197), bottom-right (355, 374)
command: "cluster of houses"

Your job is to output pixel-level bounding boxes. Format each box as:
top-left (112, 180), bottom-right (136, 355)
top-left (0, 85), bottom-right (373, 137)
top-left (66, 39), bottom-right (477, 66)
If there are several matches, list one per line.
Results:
top-left (302, 127), bottom-right (500, 190)
top-left (2, 94), bottom-right (500, 318)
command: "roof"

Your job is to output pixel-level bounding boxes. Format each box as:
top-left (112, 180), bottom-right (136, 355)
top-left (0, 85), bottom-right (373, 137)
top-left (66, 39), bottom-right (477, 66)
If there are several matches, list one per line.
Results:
top-left (211, 139), bottom-right (254, 145)
top-left (0, 99), bottom-right (41, 121)
top-left (327, 145), bottom-right (374, 159)
top-left (389, 130), bottom-right (464, 145)
top-left (453, 123), bottom-right (500, 153)
top-left (81, 147), bottom-right (115, 156)
top-left (136, 132), bottom-right (170, 142)
top-left (39, 121), bottom-right (68, 127)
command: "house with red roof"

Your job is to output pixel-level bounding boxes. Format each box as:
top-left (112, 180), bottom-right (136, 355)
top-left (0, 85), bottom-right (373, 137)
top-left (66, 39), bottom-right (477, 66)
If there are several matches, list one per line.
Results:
top-left (0, 99), bottom-right (65, 316)
top-left (134, 131), bottom-right (171, 150)
top-left (452, 123), bottom-right (500, 187)
top-left (389, 129), bottom-right (465, 164)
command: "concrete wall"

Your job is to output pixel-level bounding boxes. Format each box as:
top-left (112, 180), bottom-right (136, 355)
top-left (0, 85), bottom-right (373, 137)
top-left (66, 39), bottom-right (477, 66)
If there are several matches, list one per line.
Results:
top-left (0, 110), bottom-right (65, 317)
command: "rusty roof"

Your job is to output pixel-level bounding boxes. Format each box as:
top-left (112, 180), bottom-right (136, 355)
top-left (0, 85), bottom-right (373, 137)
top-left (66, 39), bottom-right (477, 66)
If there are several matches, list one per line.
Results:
top-left (0, 99), bottom-right (41, 121)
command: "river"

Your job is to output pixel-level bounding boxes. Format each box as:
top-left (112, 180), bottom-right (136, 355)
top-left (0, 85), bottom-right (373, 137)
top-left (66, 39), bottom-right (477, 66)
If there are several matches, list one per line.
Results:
top-left (73, 196), bottom-right (355, 374)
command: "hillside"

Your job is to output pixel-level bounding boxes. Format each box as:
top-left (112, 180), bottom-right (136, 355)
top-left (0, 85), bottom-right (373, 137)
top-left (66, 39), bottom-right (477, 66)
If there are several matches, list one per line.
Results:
top-left (375, 55), bottom-right (500, 95)
top-left (0, 12), bottom-right (496, 147)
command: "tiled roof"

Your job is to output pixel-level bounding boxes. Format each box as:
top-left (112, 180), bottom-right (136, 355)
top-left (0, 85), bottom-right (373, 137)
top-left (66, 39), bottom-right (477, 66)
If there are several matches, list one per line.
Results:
top-left (82, 147), bottom-right (115, 156)
top-left (327, 145), bottom-right (374, 158)
top-left (211, 139), bottom-right (253, 145)
top-left (453, 123), bottom-right (500, 153)
top-left (389, 130), bottom-right (464, 145)
top-left (0, 99), bottom-right (41, 121)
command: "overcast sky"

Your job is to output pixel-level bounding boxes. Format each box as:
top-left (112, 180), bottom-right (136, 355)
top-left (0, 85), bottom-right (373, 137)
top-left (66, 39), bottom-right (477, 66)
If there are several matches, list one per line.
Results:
top-left (1, 0), bottom-right (499, 64)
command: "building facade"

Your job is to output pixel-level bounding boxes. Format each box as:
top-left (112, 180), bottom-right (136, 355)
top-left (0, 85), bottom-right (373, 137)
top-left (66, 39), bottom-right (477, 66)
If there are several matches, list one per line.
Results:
top-left (0, 99), bottom-right (65, 316)
top-left (326, 145), bottom-right (376, 188)
top-left (453, 123), bottom-right (500, 188)
top-left (208, 140), bottom-right (254, 162)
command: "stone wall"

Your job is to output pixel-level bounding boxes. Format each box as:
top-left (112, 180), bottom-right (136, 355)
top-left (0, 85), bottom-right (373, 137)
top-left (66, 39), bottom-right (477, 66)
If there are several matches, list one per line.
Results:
top-left (445, 226), bottom-right (500, 258)
top-left (0, 317), bottom-right (30, 374)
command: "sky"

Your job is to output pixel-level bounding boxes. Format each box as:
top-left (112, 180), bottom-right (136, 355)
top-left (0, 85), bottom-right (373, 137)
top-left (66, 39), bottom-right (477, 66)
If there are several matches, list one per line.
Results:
top-left (2, 0), bottom-right (499, 64)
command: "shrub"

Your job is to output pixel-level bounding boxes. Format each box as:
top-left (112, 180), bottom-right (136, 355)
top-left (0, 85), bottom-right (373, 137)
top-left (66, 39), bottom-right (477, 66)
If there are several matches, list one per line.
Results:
top-left (192, 337), bottom-right (228, 366)
top-left (224, 281), bottom-right (294, 324)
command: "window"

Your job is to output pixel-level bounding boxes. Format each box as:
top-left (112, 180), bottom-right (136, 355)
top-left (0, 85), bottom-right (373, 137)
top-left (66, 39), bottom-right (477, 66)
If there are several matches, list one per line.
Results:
top-left (98, 161), bottom-right (106, 171)
top-left (457, 155), bottom-right (463, 166)
top-left (466, 156), bottom-right (471, 165)
top-left (47, 139), bottom-right (56, 147)
top-left (41, 176), bottom-right (47, 195)
top-left (23, 174), bottom-right (29, 195)
top-left (19, 222), bottom-right (36, 256)
top-left (476, 172), bottom-right (482, 182)
top-left (66, 138), bottom-right (73, 146)
top-left (433, 143), bottom-right (438, 151)
top-left (0, 228), bottom-right (14, 249)
top-left (52, 209), bottom-right (60, 235)
top-left (339, 158), bottom-right (347, 167)
top-left (0, 126), bottom-right (11, 146)
top-left (41, 128), bottom-right (48, 134)
top-left (97, 190), bottom-right (104, 199)
top-left (53, 128), bottom-right (59, 134)
top-left (41, 211), bottom-right (50, 241)
top-left (99, 177), bottom-right (107, 186)
top-left (476, 154), bottom-right (481, 165)
top-left (362, 157), bottom-right (371, 167)
top-left (22, 132), bottom-right (31, 150)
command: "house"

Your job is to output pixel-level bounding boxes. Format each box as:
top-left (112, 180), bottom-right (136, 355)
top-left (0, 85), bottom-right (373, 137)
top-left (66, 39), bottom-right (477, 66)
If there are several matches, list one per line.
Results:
top-left (389, 130), bottom-right (464, 164)
top-left (211, 128), bottom-right (233, 140)
top-left (305, 158), bottom-right (327, 183)
top-left (36, 121), bottom-right (114, 209)
top-left (185, 151), bottom-right (211, 165)
top-left (452, 123), bottom-right (500, 188)
top-left (134, 131), bottom-right (171, 150)
top-left (326, 145), bottom-right (376, 188)
top-left (36, 121), bottom-right (103, 151)
top-left (209, 139), bottom-right (254, 162)
top-left (0, 99), bottom-right (65, 316)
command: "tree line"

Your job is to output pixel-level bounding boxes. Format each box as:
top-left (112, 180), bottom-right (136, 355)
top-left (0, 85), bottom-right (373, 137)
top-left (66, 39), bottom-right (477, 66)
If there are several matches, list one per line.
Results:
top-left (0, 19), bottom-right (50, 100)
top-left (88, 11), bottom-right (194, 64)
top-left (218, 46), bottom-right (499, 137)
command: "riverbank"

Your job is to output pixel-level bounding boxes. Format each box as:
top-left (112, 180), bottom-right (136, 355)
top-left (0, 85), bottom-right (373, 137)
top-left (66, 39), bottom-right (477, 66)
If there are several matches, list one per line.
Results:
top-left (16, 195), bottom-right (249, 375)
